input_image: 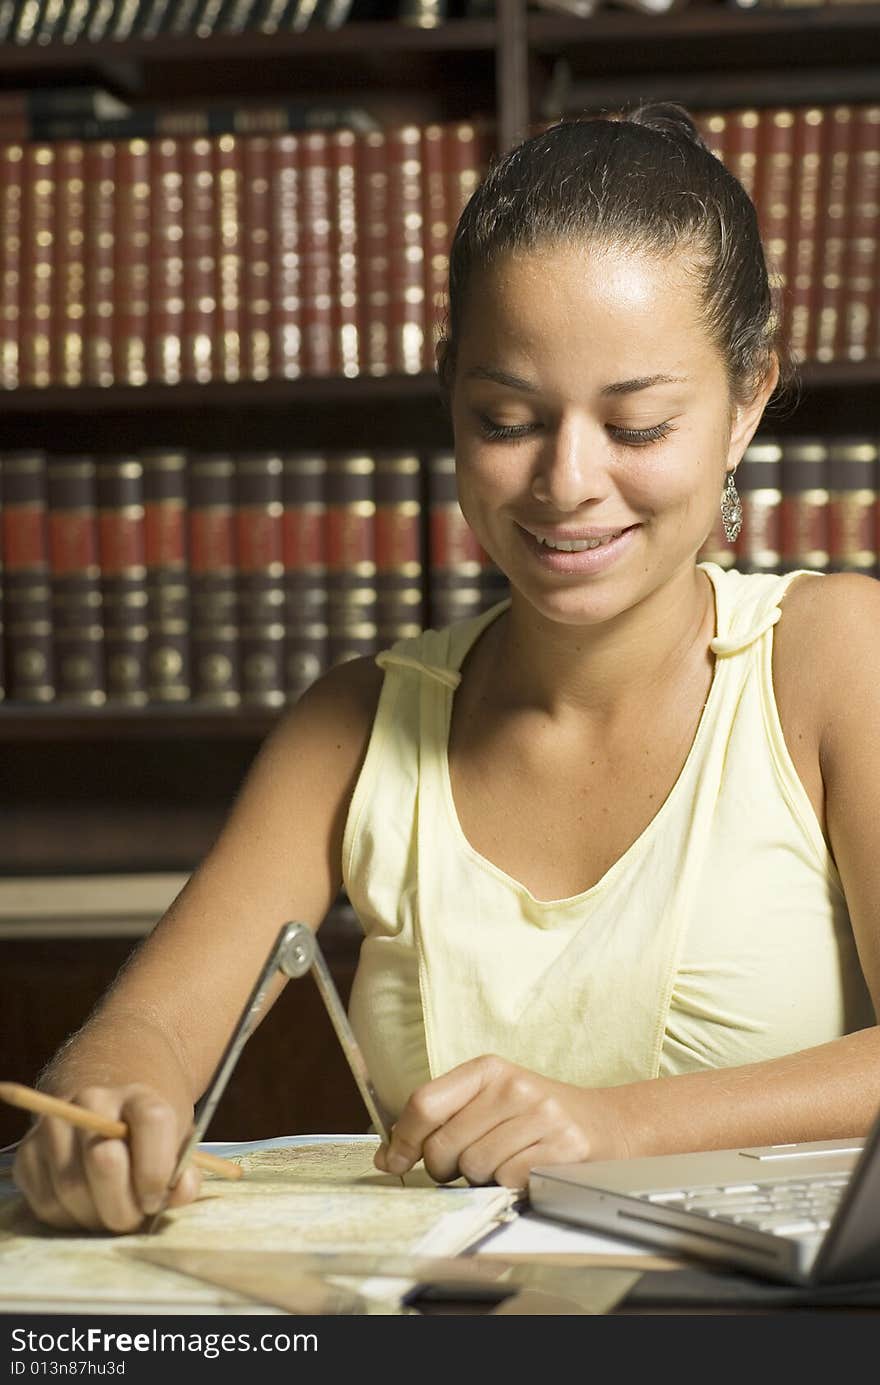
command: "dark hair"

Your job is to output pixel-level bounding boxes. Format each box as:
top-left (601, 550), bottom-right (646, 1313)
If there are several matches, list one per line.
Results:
top-left (440, 103), bottom-right (797, 410)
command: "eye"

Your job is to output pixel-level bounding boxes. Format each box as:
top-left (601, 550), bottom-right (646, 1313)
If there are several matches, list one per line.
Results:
top-left (609, 421), bottom-right (676, 446)
top-left (476, 414), bottom-right (539, 442)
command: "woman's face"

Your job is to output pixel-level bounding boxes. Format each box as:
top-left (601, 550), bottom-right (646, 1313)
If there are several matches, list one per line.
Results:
top-left (450, 241), bottom-right (763, 628)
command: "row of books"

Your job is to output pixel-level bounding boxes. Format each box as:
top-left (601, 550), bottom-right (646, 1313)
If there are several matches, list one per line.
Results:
top-left (0, 447), bottom-right (509, 709)
top-left (0, 119), bottom-right (490, 389)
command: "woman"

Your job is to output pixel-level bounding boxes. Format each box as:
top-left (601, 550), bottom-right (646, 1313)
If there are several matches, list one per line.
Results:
top-left (14, 105), bottom-right (880, 1232)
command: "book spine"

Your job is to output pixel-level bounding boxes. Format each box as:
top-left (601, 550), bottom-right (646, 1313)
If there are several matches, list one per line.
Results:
top-left (810, 104), bottom-right (854, 363)
top-left (235, 450), bottom-right (285, 707)
top-left (0, 449), bottom-right (55, 702)
top-left (325, 451), bottom-right (376, 667)
top-left (356, 129), bottom-right (390, 377)
top-left (826, 437), bottom-right (878, 576)
top-left (0, 141), bottom-right (23, 390)
top-left (422, 121), bottom-right (449, 365)
top-left (699, 109), bottom-right (728, 165)
top-left (330, 126), bottom-right (359, 379)
top-left (113, 137), bottom-right (151, 388)
top-left (96, 454), bottom-right (149, 705)
top-left (0, 458), bottom-right (3, 702)
top-left (724, 107), bottom-right (760, 203)
top-left (60, 0), bottom-right (95, 41)
top-left (18, 142), bottom-right (55, 388)
top-left (734, 438), bottom-right (783, 574)
top-left (786, 106), bottom-right (824, 366)
top-left (281, 450), bottom-right (327, 700)
top-left (299, 131), bottom-right (334, 376)
top-left (268, 133), bottom-right (302, 380)
top-left (46, 455), bottom-right (106, 706)
top-left (180, 136), bottom-right (217, 384)
top-left (83, 141), bottom-right (116, 387)
top-left (754, 107), bottom-right (795, 351)
top-left (188, 452), bottom-right (240, 706)
top-left (214, 133), bottom-right (244, 383)
top-left (445, 120), bottom-right (485, 225)
top-left (779, 437), bottom-right (829, 574)
top-left (374, 450), bottom-right (423, 646)
top-left (51, 141), bottom-right (86, 389)
top-left (241, 134), bottom-right (272, 382)
top-left (141, 447), bottom-right (191, 703)
top-left (386, 124), bottom-right (425, 376)
top-left (149, 136), bottom-right (184, 385)
top-left (426, 450), bottom-right (483, 627)
top-left (842, 103), bottom-right (880, 364)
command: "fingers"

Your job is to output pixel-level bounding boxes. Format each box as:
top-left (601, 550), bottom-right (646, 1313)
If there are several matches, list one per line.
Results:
top-left (378, 1055), bottom-right (506, 1176)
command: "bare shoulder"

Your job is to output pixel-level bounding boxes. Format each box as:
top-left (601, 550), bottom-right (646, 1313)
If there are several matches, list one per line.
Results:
top-left (271, 654), bottom-right (385, 757)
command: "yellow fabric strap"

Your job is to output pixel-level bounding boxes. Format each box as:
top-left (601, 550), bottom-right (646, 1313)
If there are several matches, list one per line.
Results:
top-left (374, 651), bottom-right (462, 691)
top-left (709, 606), bottom-right (781, 658)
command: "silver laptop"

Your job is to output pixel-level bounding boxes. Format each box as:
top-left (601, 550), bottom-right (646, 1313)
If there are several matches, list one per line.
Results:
top-left (529, 1114), bottom-right (880, 1286)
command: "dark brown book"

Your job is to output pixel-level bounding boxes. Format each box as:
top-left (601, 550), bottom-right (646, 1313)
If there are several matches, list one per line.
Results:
top-left (724, 107), bottom-right (760, 204)
top-left (51, 140), bottom-right (86, 388)
top-left (141, 446), bottom-right (190, 703)
top-left (426, 450), bottom-right (483, 628)
top-left (779, 437), bottom-right (830, 574)
top-left (330, 126), bottom-right (360, 380)
top-left (842, 103), bottom-right (880, 364)
top-left (786, 106), bottom-right (825, 366)
top-left (324, 450), bottom-right (377, 667)
top-left (386, 124), bottom-right (425, 376)
top-left (18, 142), bottom-right (55, 389)
top-left (0, 141), bottom-right (23, 391)
top-left (180, 137), bottom-right (217, 384)
top-left (299, 131), bottom-right (335, 377)
top-left (735, 438), bottom-right (783, 575)
top-left (83, 140), bottom-right (116, 388)
top-left (46, 455), bottom-right (106, 706)
top-left (826, 436), bottom-right (878, 576)
top-left (241, 134), bottom-right (272, 383)
top-left (96, 455), bottom-right (149, 705)
top-left (149, 136), bottom-right (184, 386)
top-left (698, 109), bottom-right (728, 165)
top-left (754, 107), bottom-right (795, 351)
top-left (374, 450), bottom-right (423, 646)
top-left (269, 133), bottom-right (303, 381)
top-left (214, 133), bottom-right (244, 383)
top-left (113, 138), bottom-right (151, 387)
top-left (281, 450), bottom-right (328, 701)
top-left (421, 121), bottom-right (449, 367)
top-left (0, 449), bottom-right (55, 703)
top-left (235, 450), bottom-right (285, 707)
top-left (810, 104), bottom-right (854, 363)
top-left (188, 452), bottom-right (240, 706)
top-left (356, 129), bottom-right (390, 377)
top-left (445, 119), bottom-right (487, 227)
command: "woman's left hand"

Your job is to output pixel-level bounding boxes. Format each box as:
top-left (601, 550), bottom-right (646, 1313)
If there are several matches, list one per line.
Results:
top-left (373, 1054), bottom-right (631, 1189)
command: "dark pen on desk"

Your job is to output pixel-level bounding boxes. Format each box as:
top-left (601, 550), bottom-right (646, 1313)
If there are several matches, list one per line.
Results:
top-left (146, 920), bottom-right (402, 1232)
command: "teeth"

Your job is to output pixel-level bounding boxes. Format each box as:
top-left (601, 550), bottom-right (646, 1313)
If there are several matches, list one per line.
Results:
top-left (536, 530), bottom-right (623, 552)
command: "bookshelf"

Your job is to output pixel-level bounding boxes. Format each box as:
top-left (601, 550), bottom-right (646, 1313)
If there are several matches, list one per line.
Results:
top-left (2, 0), bottom-right (879, 1143)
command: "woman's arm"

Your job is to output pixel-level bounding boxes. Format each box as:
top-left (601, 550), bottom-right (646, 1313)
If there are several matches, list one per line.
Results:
top-left (14, 655), bottom-right (383, 1230)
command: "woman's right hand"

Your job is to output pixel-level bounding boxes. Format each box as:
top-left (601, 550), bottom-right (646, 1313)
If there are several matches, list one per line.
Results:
top-left (12, 1083), bottom-right (201, 1233)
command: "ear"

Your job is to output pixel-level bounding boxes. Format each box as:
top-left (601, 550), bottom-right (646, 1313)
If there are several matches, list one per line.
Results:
top-left (726, 355), bottom-right (780, 473)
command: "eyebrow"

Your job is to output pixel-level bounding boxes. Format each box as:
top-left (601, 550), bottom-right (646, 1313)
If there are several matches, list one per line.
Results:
top-left (464, 366), bottom-right (688, 396)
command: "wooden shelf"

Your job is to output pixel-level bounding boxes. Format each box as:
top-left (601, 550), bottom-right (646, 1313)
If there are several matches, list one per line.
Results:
top-left (0, 703), bottom-right (281, 741)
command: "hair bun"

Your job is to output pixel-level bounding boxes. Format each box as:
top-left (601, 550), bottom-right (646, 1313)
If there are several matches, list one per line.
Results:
top-left (621, 101), bottom-right (711, 154)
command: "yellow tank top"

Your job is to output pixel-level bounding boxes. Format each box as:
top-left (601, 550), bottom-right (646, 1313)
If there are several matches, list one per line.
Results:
top-left (342, 562), bottom-right (873, 1119)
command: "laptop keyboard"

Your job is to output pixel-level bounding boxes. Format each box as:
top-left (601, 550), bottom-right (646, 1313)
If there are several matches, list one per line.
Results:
top-left (636, 1172), bottom-right (850, 1236)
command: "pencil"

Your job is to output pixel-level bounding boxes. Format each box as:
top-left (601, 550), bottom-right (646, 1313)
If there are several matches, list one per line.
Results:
top-left (0, 1081), bottom-right (243, 1181)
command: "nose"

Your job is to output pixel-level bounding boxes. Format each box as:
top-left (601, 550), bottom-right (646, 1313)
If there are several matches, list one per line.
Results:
top-left (530, 411), bottom-right (609, 512)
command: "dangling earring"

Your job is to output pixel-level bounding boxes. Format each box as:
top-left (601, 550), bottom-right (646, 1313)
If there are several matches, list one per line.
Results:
top-left (720, 470), bottom-right (742, 544)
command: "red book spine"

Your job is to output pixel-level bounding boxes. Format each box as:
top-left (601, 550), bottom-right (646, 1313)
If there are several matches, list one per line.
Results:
top-left (50, 140), bottom-right (86, 388)
top-left (698, 109), bottom-right (729, 165)
top-left (842, 104), bottom-right (880, 364)
top-left (46, 455), bottom-right (106, 705)
top-left (725, 108), bottom-right (760, 204)
top-left (214, 132), bottom-right (243, 383)
top-left (754, 107), bottom-right (795, 353)
top-left (299, 131), bottom-right (334, 377)
top-left (19, 142), bottom-right (55, 388)
top-left (0, 141), bottom-right (23, 390)
top-left (387, 125), bottom-right (425, 376)
top-left (786, 106), bottom-right (825, 366)
top-left (810, 104), bottom-right (854, 363)
top-left (427, 450), bottom-right (483, 627)
top-left (826, 437), bottom-right (878, 577)
top-left (281, 451), bottom-right (327, 700)
top-left (325, 451), bottom-right (376, 666)
top-left (374, 450), bottom-right (423, 646)
top-left (83, 140), bottom-right (116, 387)
top-left (421, 121), bottom-right (449, 366)
top-left (113, 138), bottom-right (151, 387)
top-left (356, 129), bottom-right (390, 377)
top-left (180, 136), bottom-right (217, 384)
top-left (188, 452), bottom-right (240, 705)
top-left (268, 133), bottom-right (302, 380)
top-left (445, 120), bottom-right (485, 226)
top-left (734, 438), bottom-right (783, 575)
top-left (330, 127), bottom-right (359, 380)
top-left (241, 134), bottom-right (272, 383)
top-left (1, 449), bottom-right (55, 702)
top-left (149, 137), bottom-right (184, 385)
top-left (235, 450), bottom-right (285, 707)
top-left (779, 437), bottom-right (829, 574)
top-left (141, 446), bottom-right (190, 702)
top-left (97, 454), bottom-right (148, 704)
